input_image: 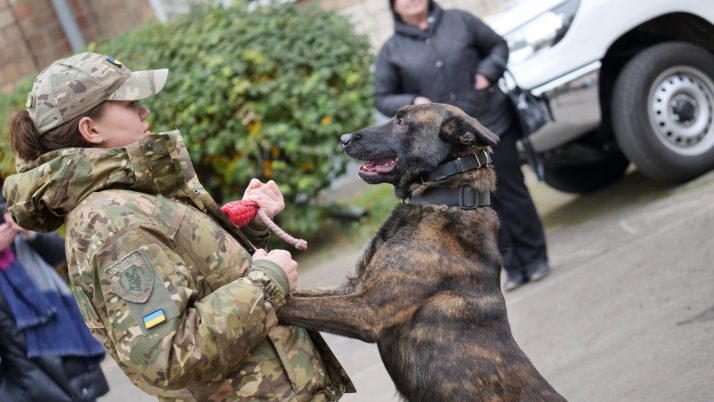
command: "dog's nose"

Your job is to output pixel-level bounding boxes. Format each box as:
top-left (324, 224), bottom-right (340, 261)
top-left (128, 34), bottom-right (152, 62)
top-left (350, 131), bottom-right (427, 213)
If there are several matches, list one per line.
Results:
top-left (341, 132), bottom-right (362, 146)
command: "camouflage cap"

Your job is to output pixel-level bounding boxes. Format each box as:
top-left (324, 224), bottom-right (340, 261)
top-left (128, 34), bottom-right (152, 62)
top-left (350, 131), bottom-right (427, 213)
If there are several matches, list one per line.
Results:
top-left (26, 52), bottom-right (168, 135)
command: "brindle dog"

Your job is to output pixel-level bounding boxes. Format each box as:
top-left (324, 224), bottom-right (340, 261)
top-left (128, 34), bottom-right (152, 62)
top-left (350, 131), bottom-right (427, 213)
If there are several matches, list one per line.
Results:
top-left (279, 104), bottom-right (566, 402)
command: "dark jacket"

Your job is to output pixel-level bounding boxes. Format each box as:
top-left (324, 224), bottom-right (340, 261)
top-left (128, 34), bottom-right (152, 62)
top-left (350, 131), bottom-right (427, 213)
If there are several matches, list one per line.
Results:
top-left (0, 233), bottom-right (109, 402)
top-left (375, 1), bottom-right (513, 135)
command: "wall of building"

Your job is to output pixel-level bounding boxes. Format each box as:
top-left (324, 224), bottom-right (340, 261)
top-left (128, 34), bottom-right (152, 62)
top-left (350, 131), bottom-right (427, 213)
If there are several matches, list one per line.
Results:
top-left (0, 0), bottom-right (509, 93)
top-left (0, 0), bottom-right (154, 93)
top-left (315, 0), bottom-right (508, 51)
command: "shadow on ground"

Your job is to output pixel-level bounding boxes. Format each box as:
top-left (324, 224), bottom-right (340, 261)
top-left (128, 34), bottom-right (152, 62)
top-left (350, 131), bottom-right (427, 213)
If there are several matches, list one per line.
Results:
top-left (537, 170), bottom-right (675, 228)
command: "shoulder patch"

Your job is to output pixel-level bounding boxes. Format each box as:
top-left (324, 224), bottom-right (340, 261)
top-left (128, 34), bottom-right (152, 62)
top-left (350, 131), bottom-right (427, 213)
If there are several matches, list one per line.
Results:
top-left (105, 250), bottom-right (154, 303)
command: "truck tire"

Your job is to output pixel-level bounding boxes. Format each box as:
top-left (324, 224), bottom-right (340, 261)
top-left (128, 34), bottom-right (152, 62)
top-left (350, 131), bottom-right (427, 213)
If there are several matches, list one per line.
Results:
top-left (612, 41), bottom-right (714, 181)
top-left (543, 151), bottom-right (630, 194)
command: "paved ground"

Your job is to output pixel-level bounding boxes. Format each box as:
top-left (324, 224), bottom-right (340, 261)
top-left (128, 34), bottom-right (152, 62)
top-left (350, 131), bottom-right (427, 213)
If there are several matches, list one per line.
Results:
top-left (99, 168), bottom-right (714, 401)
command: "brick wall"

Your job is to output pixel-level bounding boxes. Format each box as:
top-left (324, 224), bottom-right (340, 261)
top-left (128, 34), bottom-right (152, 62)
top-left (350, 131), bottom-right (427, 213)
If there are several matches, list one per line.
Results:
top-left (71, 0), bottom-right (155, 42)
top-left (0, 0), bottom-right (154, 93)
top-left (0, 0), bottom-right (50, 93)
top-left (315, 0), bottom-right (508, 51)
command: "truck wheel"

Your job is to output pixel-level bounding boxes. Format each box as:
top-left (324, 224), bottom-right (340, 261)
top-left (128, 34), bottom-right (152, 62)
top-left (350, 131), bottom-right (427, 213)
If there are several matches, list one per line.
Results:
top-left (543, 152), bottom-right (630, 194)
top-left (612, 42), bottom-right (714, 181)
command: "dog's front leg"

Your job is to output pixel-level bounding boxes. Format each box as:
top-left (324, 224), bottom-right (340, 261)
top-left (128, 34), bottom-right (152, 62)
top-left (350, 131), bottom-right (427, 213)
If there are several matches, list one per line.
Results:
top-left (292, 286), bottom-right (345, 297)
top-left (292, 276), bottom-right (358, 297)
top-left (281, 258), bottom-right (431, 343)
top-left (279, 295), bottom-right (382, 343)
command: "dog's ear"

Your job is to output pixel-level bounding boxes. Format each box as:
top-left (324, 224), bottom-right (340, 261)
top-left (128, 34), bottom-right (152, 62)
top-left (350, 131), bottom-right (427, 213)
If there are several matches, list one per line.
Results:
top-left (439, 115), bottom-right (499, 147)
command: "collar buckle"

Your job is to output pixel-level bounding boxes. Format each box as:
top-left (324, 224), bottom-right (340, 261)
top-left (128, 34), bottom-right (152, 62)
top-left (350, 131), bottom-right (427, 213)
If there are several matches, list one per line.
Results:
top-left (459, 186), bottom-right (477, 209)
top-left (473, 154), bottom-right (482, 169)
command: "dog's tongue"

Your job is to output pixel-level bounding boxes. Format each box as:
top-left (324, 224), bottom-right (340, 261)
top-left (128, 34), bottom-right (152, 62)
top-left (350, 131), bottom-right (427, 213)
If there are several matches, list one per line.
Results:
top-left (359, 158), bottom-right (396, 173)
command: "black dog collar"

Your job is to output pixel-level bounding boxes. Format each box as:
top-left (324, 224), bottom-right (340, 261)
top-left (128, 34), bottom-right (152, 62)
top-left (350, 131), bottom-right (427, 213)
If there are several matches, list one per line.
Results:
top-left (408, 185), bottom-right (490, 210)
top-left (422, 151), bottom-right (492, 182)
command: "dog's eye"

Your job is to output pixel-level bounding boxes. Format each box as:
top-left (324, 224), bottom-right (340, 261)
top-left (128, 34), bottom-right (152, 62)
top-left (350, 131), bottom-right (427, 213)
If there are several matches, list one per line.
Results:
top-left (396, 118), bottom-right (407, 128)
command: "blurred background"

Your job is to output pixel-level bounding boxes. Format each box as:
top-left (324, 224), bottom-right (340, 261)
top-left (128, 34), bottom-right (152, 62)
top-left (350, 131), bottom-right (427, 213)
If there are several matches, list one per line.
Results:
top-left (1, 0), bottom-right (713, 401)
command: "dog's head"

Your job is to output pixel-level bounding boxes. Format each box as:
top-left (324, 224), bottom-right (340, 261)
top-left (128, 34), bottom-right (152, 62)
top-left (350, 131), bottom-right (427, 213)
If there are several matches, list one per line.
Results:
top-left (341, 103), bottom-right (499, 194)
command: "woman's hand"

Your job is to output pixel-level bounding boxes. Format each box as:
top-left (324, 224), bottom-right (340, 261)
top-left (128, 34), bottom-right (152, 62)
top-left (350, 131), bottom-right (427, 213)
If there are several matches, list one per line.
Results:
top-left (252, 249), bottom-right (298, 291)
top-left (4, 213), bottom-right (32, 239)
top-left (0, 213), bottom-right (21, 251)
top-left (414, 96), bottom-right (432, 105)
top-left (242, 179), bottom-right (285, 224)
top-left (474, 74), bottom-right (491, 90)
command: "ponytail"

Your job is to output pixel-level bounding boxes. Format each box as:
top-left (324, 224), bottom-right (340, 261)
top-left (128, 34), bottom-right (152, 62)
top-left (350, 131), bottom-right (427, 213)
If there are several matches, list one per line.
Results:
top-left (9, 111), bottom-right (44, 161)
top-left (9, 103), bottom-right (105, 161)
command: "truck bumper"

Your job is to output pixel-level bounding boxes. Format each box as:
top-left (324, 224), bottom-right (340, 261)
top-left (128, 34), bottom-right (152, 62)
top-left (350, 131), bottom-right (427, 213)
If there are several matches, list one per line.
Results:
top-left (529, 61), bottom-right (603, 153)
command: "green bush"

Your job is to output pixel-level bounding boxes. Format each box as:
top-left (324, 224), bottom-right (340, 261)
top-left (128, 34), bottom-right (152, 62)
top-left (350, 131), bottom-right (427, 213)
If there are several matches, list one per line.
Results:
top-left (2, 1), bottom-right (374, 239)
top-left (100, 2), bottom-right (375, 237)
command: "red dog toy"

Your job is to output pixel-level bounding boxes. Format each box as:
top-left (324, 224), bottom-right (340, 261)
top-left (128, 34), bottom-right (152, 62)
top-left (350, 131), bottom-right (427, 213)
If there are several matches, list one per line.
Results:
top-left (221, 200), bottom-right (308, 251)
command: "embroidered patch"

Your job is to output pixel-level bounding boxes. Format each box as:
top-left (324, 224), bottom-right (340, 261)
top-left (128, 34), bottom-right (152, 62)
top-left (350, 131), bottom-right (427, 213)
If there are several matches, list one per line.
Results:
top-left (143, 309), bottom-right (166, 330)
top-left (105, 250), bottom-right (153, 303)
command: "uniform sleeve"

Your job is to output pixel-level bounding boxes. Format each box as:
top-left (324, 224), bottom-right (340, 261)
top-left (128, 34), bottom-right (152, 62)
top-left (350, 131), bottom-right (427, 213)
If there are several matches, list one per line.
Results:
top-left (464, 12), bottom-right (509, 82)
top-left (242, 219), bottom-right (271, 249)
top-left (374, 44), bottom-right (418, 116)
top-left (89, 224), bottom-right (287, 390)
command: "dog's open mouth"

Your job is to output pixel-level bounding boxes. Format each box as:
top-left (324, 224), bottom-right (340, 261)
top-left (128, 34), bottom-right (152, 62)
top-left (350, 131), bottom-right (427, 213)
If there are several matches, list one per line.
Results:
top-left (358, 157), bottom-right (397, 175)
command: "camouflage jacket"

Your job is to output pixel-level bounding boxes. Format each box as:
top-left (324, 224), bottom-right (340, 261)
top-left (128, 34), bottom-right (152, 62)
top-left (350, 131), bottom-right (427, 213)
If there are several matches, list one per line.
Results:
top-left (2, 131), bottom-right (354, 401)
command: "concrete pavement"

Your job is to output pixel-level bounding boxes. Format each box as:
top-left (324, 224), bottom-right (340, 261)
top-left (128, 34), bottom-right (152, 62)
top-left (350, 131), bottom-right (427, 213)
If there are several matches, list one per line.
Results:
top-left (99, 168), bottom-right (714, 401)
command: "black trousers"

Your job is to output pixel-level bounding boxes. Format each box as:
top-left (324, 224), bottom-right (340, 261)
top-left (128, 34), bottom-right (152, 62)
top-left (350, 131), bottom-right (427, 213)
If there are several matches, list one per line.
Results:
top-left (490, 123), bottom-right (548, 277)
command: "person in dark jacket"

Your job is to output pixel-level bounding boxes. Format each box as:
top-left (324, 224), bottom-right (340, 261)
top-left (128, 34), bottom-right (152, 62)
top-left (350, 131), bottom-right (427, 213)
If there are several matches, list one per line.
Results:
top-left (0, 184), bottom-right (109, 402)
top-left (375, 0), bottom-right (551, 291)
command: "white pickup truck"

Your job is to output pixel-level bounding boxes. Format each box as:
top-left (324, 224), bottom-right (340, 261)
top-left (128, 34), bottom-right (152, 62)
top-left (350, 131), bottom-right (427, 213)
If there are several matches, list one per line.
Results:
top-left (488, 0), bottom-right (714, 192)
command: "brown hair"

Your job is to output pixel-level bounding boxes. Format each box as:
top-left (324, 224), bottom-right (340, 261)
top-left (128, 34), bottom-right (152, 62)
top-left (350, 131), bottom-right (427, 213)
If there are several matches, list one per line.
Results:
top-left (9, 102), bottom-right (105, 161)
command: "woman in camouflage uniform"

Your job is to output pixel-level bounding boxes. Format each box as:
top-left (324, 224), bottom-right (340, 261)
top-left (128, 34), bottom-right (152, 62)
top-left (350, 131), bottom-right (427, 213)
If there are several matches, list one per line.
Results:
top-left (3, 52), bottom-right (353, 401)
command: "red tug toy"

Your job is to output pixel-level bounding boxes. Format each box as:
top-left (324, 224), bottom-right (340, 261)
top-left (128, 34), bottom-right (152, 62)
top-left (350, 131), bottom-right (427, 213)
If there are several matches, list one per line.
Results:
top-left (221, 200), bottom-right (308, 251)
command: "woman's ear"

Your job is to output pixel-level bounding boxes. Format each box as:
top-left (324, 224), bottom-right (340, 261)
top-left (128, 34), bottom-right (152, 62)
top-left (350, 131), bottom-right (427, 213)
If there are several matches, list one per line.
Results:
top-left (77, 116), bottom-right (103, 145)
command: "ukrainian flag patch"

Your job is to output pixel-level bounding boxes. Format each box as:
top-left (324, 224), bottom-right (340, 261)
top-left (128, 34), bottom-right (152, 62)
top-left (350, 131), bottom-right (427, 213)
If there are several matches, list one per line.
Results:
top-left (143, 309), bottom-right (166, 330)
top-left (106, 56), bottom-right (123, 67)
